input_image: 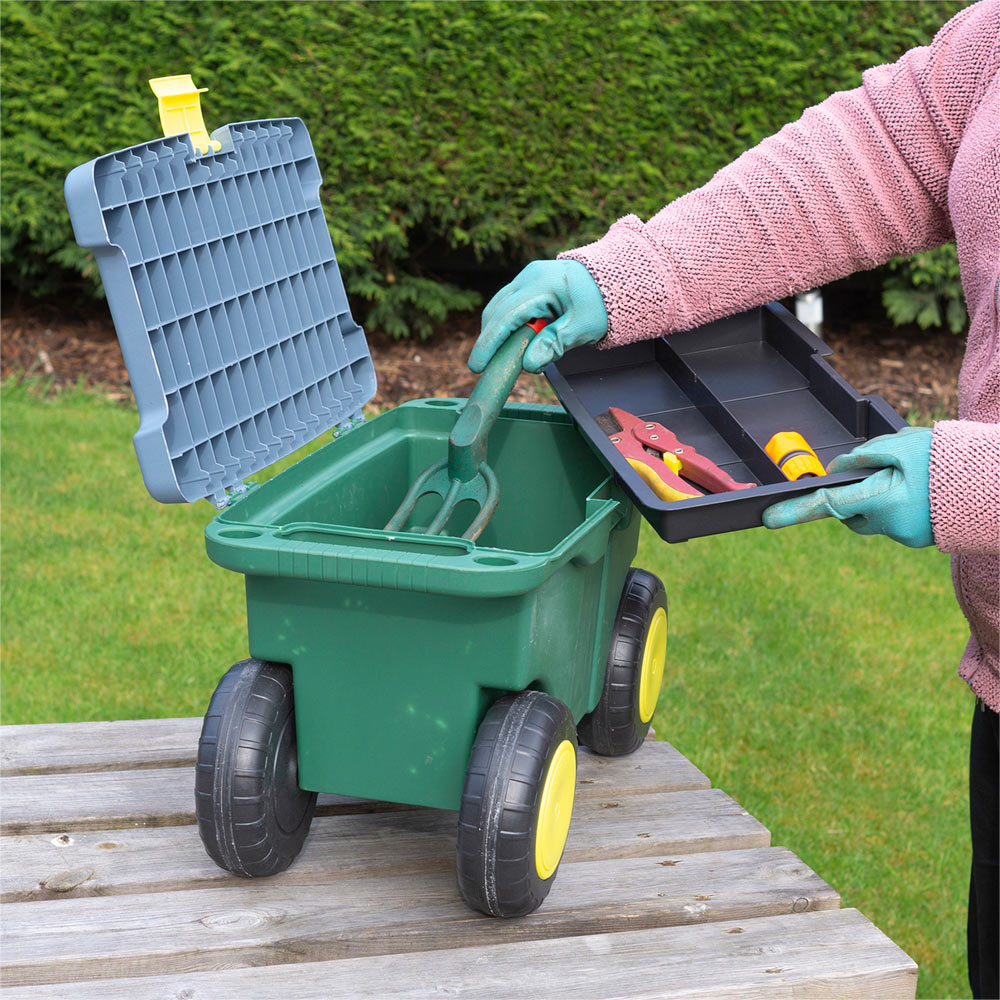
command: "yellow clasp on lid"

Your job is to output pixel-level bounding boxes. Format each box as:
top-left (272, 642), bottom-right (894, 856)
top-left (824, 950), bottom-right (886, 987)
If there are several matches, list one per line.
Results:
top-left (148, 74), bottom-right (222, 154)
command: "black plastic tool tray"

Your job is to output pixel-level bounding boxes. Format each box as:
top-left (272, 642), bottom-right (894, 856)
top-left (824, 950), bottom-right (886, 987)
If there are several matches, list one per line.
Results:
top-left (546, 302), bottom-right (905, 543)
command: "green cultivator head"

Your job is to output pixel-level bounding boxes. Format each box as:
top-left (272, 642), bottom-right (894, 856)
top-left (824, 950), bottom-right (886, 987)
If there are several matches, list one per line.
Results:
top-left (383, 454), bottom-right (500, 541)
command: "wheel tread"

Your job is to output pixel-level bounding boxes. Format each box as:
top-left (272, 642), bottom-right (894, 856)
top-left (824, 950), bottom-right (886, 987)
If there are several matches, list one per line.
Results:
top-left (195, 659), bottom-right (317, 878)
top-left (578, 569), bottom-right (667, 757)
top-left (456, 691), bottom-right (576, 918)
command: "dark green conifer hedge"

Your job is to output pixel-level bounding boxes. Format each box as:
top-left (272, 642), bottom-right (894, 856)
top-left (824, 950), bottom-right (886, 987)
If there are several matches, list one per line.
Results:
top-left (1, 1), bottom-right (963, 336)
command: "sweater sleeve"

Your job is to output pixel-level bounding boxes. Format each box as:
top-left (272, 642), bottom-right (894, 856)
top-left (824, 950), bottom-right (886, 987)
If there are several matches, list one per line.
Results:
top-left (559, 0), bottom-right (999, 347)
top-left (929, 420), bottom-right (1000, 555)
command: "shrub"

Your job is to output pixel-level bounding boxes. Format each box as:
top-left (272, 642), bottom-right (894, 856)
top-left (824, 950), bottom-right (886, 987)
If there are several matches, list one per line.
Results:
top-left (1, 1), bottom-right (964, 337)
top-left (883, 244), bottom-right (968, 335)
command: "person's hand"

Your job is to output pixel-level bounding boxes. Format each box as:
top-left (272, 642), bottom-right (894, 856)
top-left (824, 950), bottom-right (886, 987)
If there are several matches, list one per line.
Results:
top-left (469, 260), bottom-right (608, 374)
top-left (762, 426), bottom-right (934, 548)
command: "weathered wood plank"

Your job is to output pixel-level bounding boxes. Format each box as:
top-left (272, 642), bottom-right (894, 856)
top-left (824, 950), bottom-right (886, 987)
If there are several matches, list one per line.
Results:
top-left (7, 907), bottom-right (915, 1000)
top-left (0, 909), bottom-right (916, 1000)
top-left (0, 766), bottom-right (417, 836)
top-left (0, 847), bottom-right (838, 988)
top-left (0, 718), bottom-right (202, 776)
top-left (1, 789), bottom-right (767, 902)
top-left (1, 717), bottom-right (709, 788)
top-left (0, 741), bottom-right (710, 835)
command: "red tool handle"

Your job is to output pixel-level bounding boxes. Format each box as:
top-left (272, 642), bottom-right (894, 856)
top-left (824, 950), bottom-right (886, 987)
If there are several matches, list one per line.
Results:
top-left (604, 408), bottom-right (703, 500)
top-left (633, 423), bottom-right (753, 493)
top-left (607, 408), bottom-right (754, 494)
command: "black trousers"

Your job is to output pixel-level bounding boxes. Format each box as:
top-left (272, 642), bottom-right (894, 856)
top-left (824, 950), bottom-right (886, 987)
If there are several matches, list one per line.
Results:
top-left (969, 698), bottom-right (999, 999)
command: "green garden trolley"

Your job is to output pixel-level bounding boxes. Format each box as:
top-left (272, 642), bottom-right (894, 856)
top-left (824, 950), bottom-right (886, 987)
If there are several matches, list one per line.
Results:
top-left (64, 83), bottom-right (668, 918)
top-left (66, 78), bottom-right (904, 919)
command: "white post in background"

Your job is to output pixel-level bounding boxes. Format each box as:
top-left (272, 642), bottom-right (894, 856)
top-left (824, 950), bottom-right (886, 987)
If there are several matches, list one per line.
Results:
top-left (795, 289), bottom-right (824, 337)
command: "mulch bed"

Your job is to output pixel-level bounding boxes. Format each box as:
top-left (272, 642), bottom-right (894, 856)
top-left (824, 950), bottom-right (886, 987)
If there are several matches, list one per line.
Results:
top-left (1, 300), bottom-right (965, 422)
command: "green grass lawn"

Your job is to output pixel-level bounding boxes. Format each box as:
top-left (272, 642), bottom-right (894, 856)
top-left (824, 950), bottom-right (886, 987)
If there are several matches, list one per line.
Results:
top-left (1, 382), bottom-right (973, 998)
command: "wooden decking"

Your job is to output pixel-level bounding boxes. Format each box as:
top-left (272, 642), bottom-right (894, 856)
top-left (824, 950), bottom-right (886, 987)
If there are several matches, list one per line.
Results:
top-left (0, 717), bottom-right (917, 998)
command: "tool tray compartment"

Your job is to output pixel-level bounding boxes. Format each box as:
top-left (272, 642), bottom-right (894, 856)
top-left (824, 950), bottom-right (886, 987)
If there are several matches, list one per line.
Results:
top-left (547, 303), bottom-right (905, 543)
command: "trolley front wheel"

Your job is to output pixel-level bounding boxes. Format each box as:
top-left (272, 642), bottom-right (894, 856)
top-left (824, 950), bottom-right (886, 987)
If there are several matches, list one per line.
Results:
top-left (456, 690), bottom-right (577, 917)
top-left (195, 658), bottom-right (317, 877)
top-left (578, 567), bottom-right (667, 756)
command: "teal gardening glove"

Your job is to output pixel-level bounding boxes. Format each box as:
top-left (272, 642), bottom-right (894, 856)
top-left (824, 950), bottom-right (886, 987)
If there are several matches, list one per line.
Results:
top-left (762, 426), bottom-right (934, 548)
top-left (469, 260), bottom-right (608, 374)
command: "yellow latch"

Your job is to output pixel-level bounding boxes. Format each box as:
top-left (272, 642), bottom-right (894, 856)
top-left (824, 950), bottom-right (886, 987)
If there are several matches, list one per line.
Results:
top-left (149, 75), bottom-right (222, 154)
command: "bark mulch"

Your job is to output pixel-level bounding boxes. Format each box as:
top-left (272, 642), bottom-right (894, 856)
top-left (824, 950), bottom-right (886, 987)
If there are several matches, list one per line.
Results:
top-left (1, 301), bottom-right (964, 423)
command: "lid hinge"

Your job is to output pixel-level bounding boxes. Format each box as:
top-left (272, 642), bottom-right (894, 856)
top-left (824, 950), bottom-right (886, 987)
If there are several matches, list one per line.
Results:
top-left (333, 414), bottom-right (367, 439)
top-left (209, 413), bottom-right (367, 509)
top-left (212, 482), bottom-right (251, 510)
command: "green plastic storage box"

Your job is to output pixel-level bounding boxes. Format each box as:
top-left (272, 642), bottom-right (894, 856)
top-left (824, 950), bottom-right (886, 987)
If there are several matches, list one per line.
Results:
top-left (206, 399), bottom-right (640, 809)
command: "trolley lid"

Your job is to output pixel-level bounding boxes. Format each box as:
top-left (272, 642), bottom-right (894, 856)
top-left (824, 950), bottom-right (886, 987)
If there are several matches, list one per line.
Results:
top-left (64, 92), bottom-right (375, 507)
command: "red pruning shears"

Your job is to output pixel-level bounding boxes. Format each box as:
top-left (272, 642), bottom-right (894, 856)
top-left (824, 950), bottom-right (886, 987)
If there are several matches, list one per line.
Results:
top-left (605, 407), bottom-right (755, 502)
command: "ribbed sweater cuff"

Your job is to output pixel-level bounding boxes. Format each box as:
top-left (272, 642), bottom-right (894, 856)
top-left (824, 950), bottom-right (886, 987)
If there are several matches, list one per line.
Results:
top-left (558, 215), bottom-right (684, 347)
top-left (929, 420), bottom-right (1000, 555)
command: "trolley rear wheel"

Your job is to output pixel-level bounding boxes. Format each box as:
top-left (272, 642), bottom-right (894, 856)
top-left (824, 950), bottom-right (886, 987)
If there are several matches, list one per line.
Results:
top-left (578, 568), bottom-right (667, 756)
top-left (195, 658), bottom-right (317, 877)
top-left (456, 690), bottom-right (577, 917)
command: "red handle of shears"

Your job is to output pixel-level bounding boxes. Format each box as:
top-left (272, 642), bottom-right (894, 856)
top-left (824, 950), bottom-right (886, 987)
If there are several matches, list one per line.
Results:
top-left (607, 407), bottom-right (754, 497)
top-left (629, 422), bottom-right (754, 494)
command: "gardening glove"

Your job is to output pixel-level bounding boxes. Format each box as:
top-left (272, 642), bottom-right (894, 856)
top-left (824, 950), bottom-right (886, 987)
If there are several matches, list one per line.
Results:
top-left (762, 426), bottom-right (934, 548)
top-left (469, 260), bottom-right (608, 375)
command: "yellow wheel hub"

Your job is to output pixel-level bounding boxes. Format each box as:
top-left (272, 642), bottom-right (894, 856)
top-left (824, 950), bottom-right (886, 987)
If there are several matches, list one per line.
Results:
top-left (638, 606), bottom-right (668, 724)
top-left (534, 739), bottom-right (576, 880)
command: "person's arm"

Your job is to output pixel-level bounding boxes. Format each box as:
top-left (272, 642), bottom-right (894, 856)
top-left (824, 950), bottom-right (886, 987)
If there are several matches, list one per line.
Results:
top-left (560, 0), bottom-right (998, 348)
top-left (929, 420), bottom-right (1000, 556)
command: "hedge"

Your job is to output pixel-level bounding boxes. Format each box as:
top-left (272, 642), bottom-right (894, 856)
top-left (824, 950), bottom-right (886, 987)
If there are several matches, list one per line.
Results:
top-left (1, 1), bottom-right (965, 337)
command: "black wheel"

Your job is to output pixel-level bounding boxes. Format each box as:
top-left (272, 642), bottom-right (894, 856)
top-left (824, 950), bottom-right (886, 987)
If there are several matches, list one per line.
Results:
top-left (456, 690), bottom-right (578, 918)
top-left (578, 568), bottom-right (667, 757)
top-left (195, 658), bottom-right (317, 877)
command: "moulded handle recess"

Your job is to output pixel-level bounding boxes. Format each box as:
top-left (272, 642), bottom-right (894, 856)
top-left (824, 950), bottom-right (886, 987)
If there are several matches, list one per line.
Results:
top-left (275, 522), bottom-right (475, 558)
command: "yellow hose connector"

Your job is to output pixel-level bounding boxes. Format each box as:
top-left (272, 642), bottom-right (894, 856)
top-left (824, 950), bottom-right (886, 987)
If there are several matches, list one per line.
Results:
top-left (766, 431), bottom-right (826, 480)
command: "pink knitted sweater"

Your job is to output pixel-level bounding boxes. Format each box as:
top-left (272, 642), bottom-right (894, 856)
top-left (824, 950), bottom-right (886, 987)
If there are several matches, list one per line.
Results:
top-left (560, 1), bottom-right (1000, 709)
